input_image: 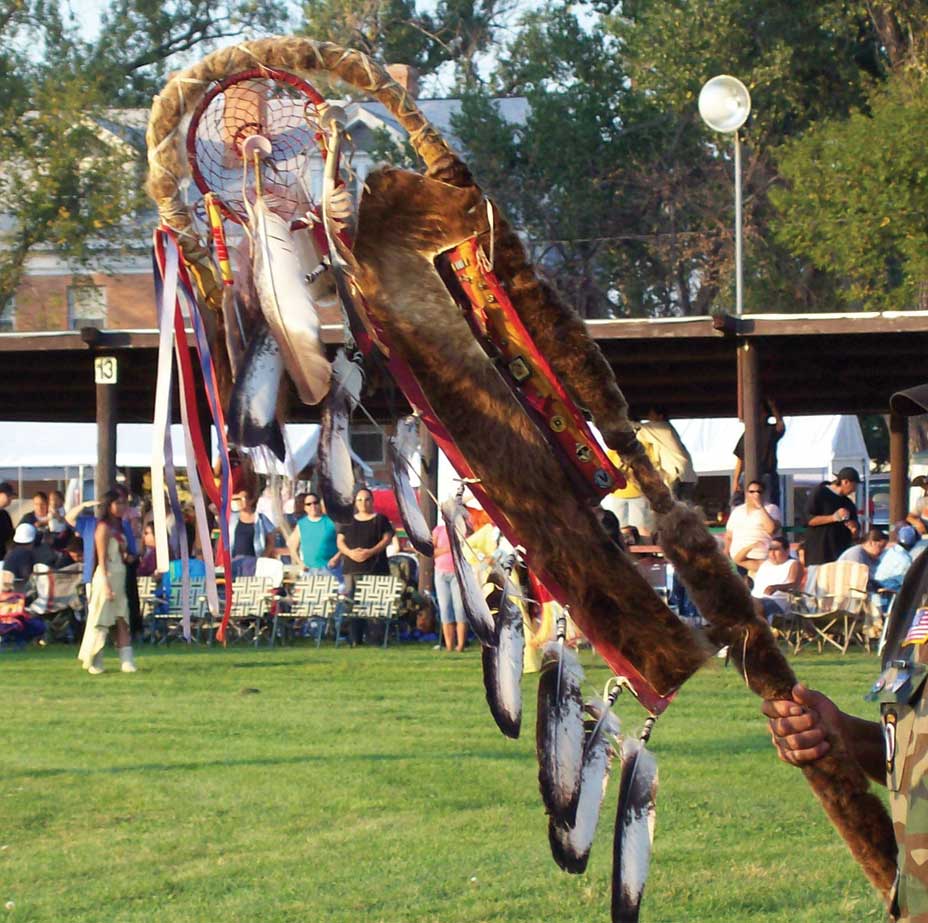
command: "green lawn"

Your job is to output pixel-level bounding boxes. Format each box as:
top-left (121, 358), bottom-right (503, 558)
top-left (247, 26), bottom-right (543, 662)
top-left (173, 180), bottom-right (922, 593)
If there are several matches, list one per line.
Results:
top-left (2, 642), bottom-right (889, 923)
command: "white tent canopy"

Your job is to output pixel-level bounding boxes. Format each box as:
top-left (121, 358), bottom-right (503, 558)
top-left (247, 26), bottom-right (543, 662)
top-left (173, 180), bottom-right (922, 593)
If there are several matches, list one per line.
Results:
top-left (672, 415), bottom-right (869, 482)
top-left (0, 421), bottom-right (374, 481)
top-left (0, 422), bottom-right (191, 479)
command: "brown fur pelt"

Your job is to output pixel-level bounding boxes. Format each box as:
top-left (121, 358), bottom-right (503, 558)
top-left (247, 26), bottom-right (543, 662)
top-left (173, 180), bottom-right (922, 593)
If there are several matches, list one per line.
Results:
top-left (353, 167), bottom-right (707, 697)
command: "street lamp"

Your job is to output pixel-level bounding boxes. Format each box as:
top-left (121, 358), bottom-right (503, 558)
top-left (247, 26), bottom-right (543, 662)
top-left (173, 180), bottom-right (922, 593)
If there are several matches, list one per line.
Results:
top-left (698, 75), bottom-right (751, 315)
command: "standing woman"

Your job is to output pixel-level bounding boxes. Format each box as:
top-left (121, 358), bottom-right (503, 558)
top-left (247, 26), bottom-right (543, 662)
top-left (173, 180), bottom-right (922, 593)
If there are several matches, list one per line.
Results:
top-left (229, 488), bottom-right (278, 577)
top-left (431, 518), bottom-right (466, 652)
top-left (77, 489), bottom-right (137, 675)
top-left (336, 488), bottom-right (394, 646)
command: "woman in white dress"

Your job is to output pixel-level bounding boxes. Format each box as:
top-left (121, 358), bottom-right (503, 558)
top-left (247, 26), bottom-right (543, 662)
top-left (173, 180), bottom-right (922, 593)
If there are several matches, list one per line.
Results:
top-left (77, 489), bottom-right (137, 674)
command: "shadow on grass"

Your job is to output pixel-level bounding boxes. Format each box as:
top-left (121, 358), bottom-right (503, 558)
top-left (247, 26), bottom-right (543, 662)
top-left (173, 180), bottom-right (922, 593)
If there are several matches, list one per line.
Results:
top-left (14, 747), bottom-right (526, 779)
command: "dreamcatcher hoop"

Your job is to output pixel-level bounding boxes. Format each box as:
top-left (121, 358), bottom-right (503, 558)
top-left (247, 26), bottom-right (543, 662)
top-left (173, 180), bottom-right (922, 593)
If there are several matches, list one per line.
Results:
top-left (186, 67), bottom-right (330, 226)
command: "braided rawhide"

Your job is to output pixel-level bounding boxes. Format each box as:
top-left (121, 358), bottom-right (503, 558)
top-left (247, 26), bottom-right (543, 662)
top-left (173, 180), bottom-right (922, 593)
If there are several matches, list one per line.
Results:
top-left (146, 37), bottom-right (897, 898)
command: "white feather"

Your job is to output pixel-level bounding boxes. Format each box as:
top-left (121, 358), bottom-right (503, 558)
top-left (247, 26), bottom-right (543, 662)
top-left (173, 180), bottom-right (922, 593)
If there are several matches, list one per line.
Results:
top-left (613, 739), bottom-right (658, 922)
top-left (247, 195), bottom-right (331, 405)
top-left (537, 642), bottom-right (585, 825)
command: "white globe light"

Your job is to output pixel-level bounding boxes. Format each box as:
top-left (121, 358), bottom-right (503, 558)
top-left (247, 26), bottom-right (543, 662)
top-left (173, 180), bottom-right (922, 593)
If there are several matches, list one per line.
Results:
top-left (698, 75), bottom-right (751, 133)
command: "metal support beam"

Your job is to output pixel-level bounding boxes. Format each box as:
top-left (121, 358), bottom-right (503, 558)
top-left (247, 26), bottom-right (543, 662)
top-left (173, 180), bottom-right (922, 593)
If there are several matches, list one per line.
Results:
top-left (737, 339), bottom-right (762, 487)
top-left (417, 421), bottom-right (437, 597)
top-left (890, 411), bottom-right (909, 526)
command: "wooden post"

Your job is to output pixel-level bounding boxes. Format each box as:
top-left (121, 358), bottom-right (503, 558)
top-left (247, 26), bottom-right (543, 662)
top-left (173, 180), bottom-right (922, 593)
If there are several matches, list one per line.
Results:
top-left (95, 354), bottom-right (119, 500)
top-left (417, 421), bottom-right (437, 596)
top-left (889, 411), bottom-right (909, 526)
top-left (738, 339), bottom-right (762, 486)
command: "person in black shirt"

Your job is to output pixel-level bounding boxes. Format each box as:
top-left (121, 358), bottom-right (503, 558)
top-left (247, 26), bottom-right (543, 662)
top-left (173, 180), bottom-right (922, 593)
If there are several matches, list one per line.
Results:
top-left (1, 523), bottom-right (37, 591)
top-left (336, 488), bottom-right (395, 645)
top-left (731, 400), bottom-right (785, 507)
top-left (803, 466), bottom-right (861, 590)
top-left (0, 481), bottom-right (16, 558)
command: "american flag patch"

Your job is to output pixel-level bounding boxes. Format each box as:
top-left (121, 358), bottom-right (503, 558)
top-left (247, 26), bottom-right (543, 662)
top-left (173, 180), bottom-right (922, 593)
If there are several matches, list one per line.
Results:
top-left (903, 607), bottom-right (928, 646)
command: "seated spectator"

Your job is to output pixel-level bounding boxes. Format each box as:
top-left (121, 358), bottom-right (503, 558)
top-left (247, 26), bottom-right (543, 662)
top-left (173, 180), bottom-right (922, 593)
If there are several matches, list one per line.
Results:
top-left (47, 489), bottom-right (70, 540)
top-left (137, 523), bottom-right (158, 577)
top-left (750, 536), bottom-right (802, 622)
top-left (837, 528), bottom-right (887, 586)
top-left (874, 523), bottom-right (919, 594)
top-left (19, 491), bottom-right (51, 540)
top-left (1, 524), bottom-right (38, 591)
top-left (50, 534), bottom-right (84, 571)
top-left (724, 480), bottom-right (781, 574)
top-left (621, 525), bottom-right (642, 548)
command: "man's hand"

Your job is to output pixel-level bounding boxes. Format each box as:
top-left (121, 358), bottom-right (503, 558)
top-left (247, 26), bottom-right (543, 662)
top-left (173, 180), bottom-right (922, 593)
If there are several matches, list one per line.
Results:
top-left (761, 684), bottom-right (843, 765)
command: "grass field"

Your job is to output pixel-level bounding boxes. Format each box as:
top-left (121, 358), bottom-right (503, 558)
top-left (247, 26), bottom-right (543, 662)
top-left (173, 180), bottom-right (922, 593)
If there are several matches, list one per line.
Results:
top-left (2, 642), bottom-right (889, 923)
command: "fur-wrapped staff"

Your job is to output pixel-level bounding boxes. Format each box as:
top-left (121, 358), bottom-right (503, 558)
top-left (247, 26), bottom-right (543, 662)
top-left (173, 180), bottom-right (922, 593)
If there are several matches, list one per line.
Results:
top-left (146, 37), bottom-right (896, 903)
top-left (536, 610), bottom-right (585, 828)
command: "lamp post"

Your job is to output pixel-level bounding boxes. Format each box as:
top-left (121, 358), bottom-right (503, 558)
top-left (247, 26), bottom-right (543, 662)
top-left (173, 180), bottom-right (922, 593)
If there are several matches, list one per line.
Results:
top-left (698, 75), bottom-right (751, 315)
top-left (699, 76), bottom-right (761, 487)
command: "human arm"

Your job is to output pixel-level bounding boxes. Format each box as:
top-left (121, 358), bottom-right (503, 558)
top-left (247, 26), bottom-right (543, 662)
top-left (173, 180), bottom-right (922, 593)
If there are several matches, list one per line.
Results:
top-left (761, 684), bottom-right (885, 785)
top-left (65, 500), bottom-right (95, 528)
top-left (731, 456), bottom-right (743, 494)
top-left (336, 531), bottom-right (366, 563)
top-left (286, 525), bottom-right (302, 563)
top-left (769, 400), bottom-right (785, 435)
top-left (355, 521), bottom-right (394, 562)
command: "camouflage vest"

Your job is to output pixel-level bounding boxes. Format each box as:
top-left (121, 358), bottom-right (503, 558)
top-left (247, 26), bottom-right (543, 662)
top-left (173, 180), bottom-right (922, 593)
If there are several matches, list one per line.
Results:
top-left (873, 551), bottom-right (928, 922)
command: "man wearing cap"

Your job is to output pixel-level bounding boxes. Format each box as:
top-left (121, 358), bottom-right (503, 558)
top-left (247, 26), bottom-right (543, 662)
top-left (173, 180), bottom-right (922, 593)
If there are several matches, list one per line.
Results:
top-left (803, 466), bottom-right (861, 590)
top-left (1, 523), bottom-right (37, 591)
top-left (0, 482), bottom-right (16, 558)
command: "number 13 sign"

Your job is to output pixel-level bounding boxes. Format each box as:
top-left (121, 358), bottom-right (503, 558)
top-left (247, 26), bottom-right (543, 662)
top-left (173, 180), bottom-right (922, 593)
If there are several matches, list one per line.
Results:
top-left (94, 356), bottom-right (118, 385)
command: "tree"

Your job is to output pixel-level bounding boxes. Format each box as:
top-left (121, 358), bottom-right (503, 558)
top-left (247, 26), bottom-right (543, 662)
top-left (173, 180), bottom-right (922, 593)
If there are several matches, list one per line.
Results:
top-left (0, 0), bottom-right (291, 309)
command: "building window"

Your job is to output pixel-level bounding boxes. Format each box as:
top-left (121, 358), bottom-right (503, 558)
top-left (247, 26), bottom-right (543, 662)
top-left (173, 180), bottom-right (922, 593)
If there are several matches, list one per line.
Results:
top-left (352, 427), bottom-right (385, 465)
top-left (67, 284), bottom-right (107, 330)
top-left (0, 297), bottom-right (14, 332)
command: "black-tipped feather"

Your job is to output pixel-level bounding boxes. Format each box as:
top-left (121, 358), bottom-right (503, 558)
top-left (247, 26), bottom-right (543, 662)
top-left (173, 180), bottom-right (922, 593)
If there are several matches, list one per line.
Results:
top-left (388, 418), bottom-right (433, 557)
top-left (440, 496), bottom-right (496, 646)
top-left (549, 700), bottom-right (620, 873)
top-left (481, 570), bottom-right (523, 738)
top-left (318, 384), bottom-right (355, 524)
top-left (227, 326), bottom-right (286, 461)
top-left (536, 642), bottom-right (585, 827)
top-left (611, 739), bottom-right (658, 923)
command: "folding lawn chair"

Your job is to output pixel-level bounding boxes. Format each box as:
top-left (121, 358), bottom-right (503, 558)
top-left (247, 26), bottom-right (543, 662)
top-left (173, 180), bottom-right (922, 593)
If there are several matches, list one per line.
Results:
top-left (224, 576), bottom-right (276, 645)
top-left (275, 574), bottom-right (338, 647)
top-left (788, 560), bottom-right (872, 654)
top-left (28, 563), bottom-right (84, 643)
top-left (336, 575), bottom-right (404, 648)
